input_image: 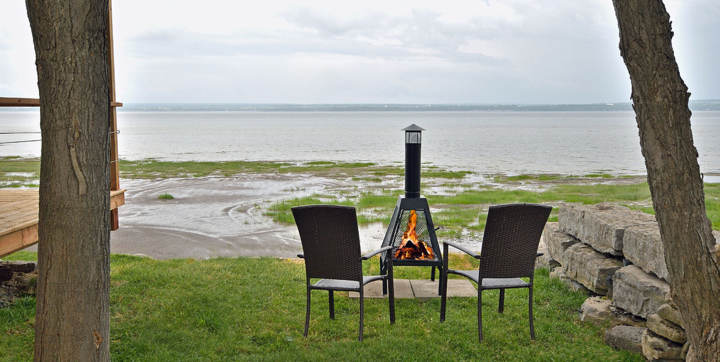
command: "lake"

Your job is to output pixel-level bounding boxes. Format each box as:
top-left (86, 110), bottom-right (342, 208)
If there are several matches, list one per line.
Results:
top-left (2, 110), bottom-right (720, 175)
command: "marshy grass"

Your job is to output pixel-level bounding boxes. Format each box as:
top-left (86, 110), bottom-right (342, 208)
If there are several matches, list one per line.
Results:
top-left (266, 181), bottom-right (720, 231)
top-left (0, 251), bottom-right (642, 361)
top-left (158, 193), bottom-right (175, 200)
top-left (115, 159), bottom-right (471, 180)
top-left (0, 157), bottom-right (40, 187)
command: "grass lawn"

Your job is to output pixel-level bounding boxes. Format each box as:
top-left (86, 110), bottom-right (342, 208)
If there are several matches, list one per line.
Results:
top-left (1, 251), bottom-right (641, 361)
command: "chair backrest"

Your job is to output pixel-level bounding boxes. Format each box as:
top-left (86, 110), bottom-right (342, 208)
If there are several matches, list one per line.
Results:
top-left (478, 203), bottom-right (552, 279)
top-left (292, 205), bottom-right (363, 282)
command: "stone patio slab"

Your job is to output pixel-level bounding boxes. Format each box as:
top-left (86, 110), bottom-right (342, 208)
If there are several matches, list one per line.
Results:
top-left (349, 279), bottom-right (413, 299)
top-left (411, 279), bottom-right (477, 299)
top-left (348, 279), bottom-right (476, 299)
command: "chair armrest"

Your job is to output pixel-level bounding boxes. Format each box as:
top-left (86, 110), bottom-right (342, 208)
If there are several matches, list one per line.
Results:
top-left (444, 241), bottom-right (481, 259)
top-left (297, 253), bottom-right (304, 259)
top-left (361, 246), bottom-right (393, 260)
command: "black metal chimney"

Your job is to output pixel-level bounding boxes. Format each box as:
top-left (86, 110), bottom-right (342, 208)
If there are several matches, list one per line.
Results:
top-left (403, 124), bottom-right (424, 198)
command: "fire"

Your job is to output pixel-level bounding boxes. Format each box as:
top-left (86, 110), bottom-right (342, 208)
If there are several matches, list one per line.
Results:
top-left (394, 210), bottom-right (435, 260)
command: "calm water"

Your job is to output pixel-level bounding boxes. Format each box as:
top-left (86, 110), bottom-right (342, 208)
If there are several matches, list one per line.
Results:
top-left (2, 110), bottom-right (720, 175)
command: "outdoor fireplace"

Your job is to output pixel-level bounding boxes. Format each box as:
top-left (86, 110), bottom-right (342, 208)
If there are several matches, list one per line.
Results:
top-left (380, 124), bottom-right (443, 294)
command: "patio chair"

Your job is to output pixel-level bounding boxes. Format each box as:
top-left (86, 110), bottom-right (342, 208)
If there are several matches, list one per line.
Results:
top-left (292, 205), bottom-right (395, 341)
top-left (439, 203), bottom-right (551, 342)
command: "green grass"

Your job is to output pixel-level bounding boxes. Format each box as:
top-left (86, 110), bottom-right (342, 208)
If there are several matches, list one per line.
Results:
top-left (158, 193), bottom-right (175, 200)
top-left (0, 252), bottom-right (641, 361)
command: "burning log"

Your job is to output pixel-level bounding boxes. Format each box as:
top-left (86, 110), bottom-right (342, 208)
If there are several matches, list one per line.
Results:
top-left (393, 210), bottom-right (435, 260)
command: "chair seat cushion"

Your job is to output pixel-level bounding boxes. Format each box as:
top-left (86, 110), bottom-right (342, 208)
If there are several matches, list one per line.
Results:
top-left (453, 270), bottom-right (530, 289)
top-left (312, 276), bottom-right (385, 291)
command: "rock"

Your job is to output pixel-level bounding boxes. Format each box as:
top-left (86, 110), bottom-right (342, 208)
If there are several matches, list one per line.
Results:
top-left (563, 243), bottom-right (623, 295)
top-left (641, 329), bottom-right (684, 361)
top-left (0, 269), bottom-right (12, 282)
top-left (609, 305), bottom-right (647, 328)
top-left (9, 273), bottom-right (36, 295)
top-left (656, 303), bottom-right (683, 327)
top-left (535, 239), bottom-right (554, 270)
top-left (549, 266), bottom-right (563, 279)
top-left (542, 222), bottom-right (579, 266)
top-left (604, 325), bottom-right (645, 354)
top-left (623, 223), bottom-right (669, 280)
top-left (0, 261), bottom-right (36, 274)
top-left (580, 296), bottom-right (612, 325)
top-left (549, 267), bottom-right (590, 294)
top-left (612, 265), bottom-right (670, 318)
top-left (558, 203), bottom-right (655, 255)
top-left (681, 342), bottom-right (690, 360)
top-left (647, 313), bottom-right (686, 344)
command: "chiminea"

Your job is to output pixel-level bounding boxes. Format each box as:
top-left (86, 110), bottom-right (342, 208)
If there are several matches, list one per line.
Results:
top-left (380, 124), bottom-right (443, 295)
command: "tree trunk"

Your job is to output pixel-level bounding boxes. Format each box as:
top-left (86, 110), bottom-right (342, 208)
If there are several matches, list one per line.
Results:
top-left (612, 1), bottom-right (720, 360)
top-left (26, 1), bottom-right (111, 360)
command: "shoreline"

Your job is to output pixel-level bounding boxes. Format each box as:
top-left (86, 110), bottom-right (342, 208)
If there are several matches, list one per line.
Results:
top-left (3, 157), bottom-right (720, 260)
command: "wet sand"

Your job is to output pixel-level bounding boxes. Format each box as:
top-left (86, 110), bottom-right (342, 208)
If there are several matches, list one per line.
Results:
top-left (109, 175), bottom-right (388, 259)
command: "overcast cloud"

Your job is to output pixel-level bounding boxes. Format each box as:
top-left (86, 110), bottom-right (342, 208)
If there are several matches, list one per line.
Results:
top-left (1, 0), bottom-right (718, 104)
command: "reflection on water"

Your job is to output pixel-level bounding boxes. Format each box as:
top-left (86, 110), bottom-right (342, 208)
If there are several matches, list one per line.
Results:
top-left (2, 110), bottom-right (720, 175)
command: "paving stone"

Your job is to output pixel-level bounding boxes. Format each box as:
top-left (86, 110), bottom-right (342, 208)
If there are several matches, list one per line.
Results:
top-left (411, 279), bottom-right (476, 299)
top-left (558, 203), bottom-right (655, 255)
top-left (613, 265), bottom-right (670, 319)
top-left (604, 325), bottom-right (645, 354)
top-left (349, 279), bottom-right (413, 299)
top-left (348, 279), bottom-right (476, 299)
top-left (562, 243), bottom-right (622, 295)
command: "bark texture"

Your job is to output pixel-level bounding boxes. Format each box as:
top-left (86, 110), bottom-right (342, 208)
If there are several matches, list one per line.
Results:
top-left (612, 1), bottom-right (720, 361)
top-left (26, 1), bottom-right (111, 360)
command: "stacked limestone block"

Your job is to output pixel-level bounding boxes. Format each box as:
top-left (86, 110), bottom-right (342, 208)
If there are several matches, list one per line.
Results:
top-left (542, 203), bottom-right (720, 360)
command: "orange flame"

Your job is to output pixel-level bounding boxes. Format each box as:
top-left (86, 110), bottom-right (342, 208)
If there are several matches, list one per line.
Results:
top-left (394, 210), bottom-right (435, 260)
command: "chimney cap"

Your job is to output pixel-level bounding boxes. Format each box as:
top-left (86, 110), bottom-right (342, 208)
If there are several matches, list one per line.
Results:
top-left (402, 124), bottom-right (425, 132)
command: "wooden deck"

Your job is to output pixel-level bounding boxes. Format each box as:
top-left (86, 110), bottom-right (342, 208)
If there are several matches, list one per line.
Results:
top-left (0, 189), bottom-right (125, 257)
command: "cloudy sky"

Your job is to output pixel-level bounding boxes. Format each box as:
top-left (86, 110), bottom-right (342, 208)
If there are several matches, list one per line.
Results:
top-left (0, 0), bottom-right (718, 104)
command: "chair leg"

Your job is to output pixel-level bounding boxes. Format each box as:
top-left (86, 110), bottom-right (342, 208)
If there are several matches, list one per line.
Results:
top-left (529, 286), bottom-right (535, 340)
top-left (430, 266), bottom-right (436, 281)
top-left (388, 277), bottom-right (395, 324)
top-left (437, 267), bottom-right (444, 295)
top-left (440, 270), bottom-right (448, 322)
top-left (478, 289), bottom-right (483, 343)
top-left (329, 290), bottom-right (335, 319)
top-left (359, 287), bottom-right (364, 342)
top-left (304, 287), bottom-right (311, 337)
top-left (498, 289), bottom-right (505, 314)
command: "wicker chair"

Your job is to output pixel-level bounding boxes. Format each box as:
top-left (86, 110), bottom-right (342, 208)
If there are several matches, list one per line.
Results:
top-left (440, 203), bottom-right (551, 342)
top-left (292, 205), bottom-right (395, 341)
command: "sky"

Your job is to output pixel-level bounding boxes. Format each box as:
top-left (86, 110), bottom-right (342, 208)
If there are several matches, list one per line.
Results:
top-left (0, 0), bottom-right (718, 104)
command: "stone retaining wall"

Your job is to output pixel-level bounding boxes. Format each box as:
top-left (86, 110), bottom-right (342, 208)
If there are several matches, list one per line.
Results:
top-left (0, 261), bottom-right (37, 308)
top-left (544, 203), bottom-right (720, 360)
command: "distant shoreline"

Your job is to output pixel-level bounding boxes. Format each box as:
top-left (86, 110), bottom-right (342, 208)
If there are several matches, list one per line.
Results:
top-left (2, 100), bottom-right (720, 112)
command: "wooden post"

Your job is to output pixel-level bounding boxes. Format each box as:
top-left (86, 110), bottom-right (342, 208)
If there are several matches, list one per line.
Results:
top-left (108, 0), bottom-right (120, 230)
